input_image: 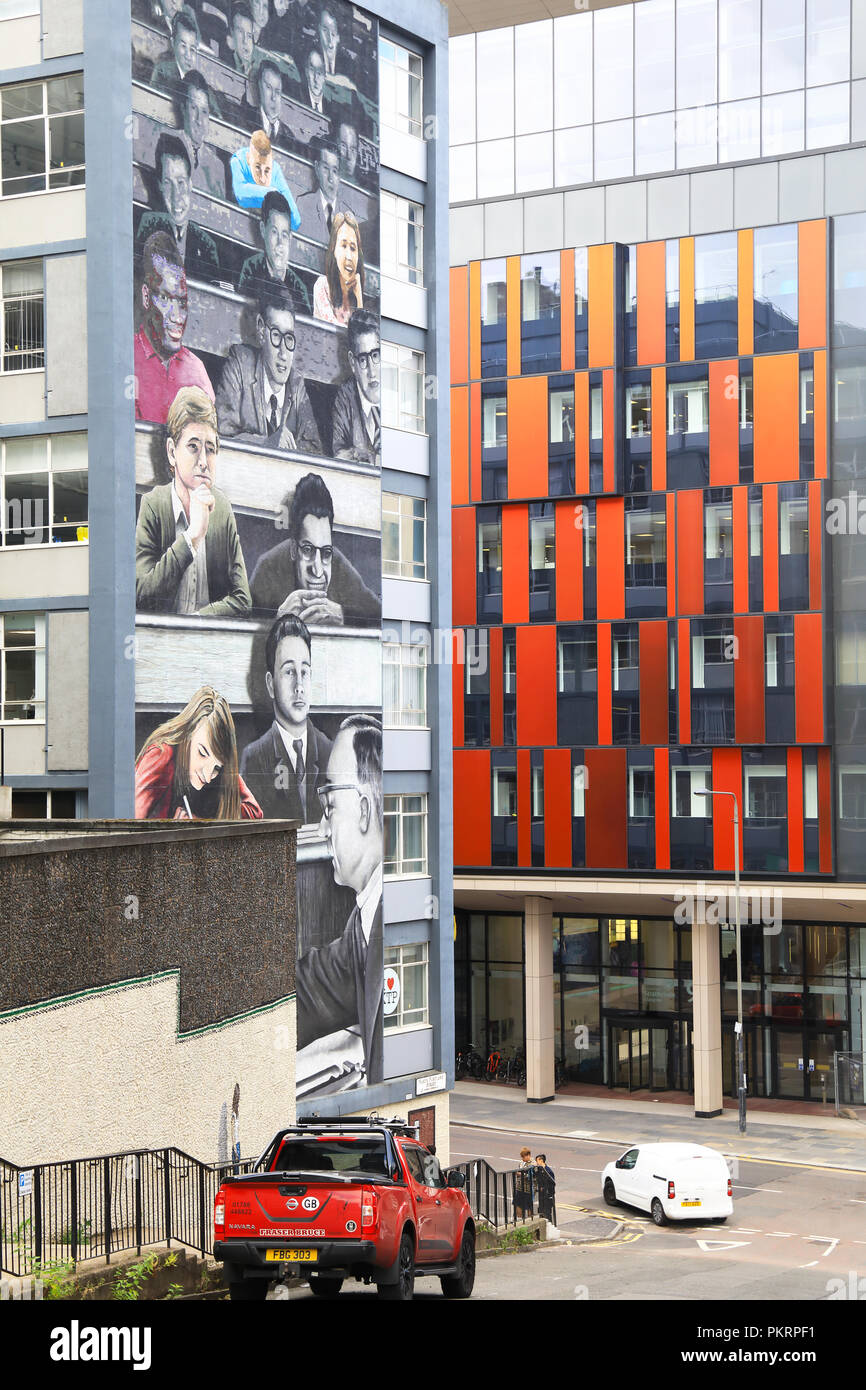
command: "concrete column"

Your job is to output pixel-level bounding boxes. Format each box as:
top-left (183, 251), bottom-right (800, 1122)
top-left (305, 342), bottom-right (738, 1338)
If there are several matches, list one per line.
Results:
top-left (0, 786), bottom-right (11, 819)
top-left (692, 909), bottom-right (723, 1117)
top-left (524, 895), bottom-right (555, 1103)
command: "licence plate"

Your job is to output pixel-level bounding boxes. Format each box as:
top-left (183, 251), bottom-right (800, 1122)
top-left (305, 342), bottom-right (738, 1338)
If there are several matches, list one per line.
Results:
top-left (266, 1249), bottom-right (318, 1262)
top-left (680, 1200), bottom-right (701, 1207)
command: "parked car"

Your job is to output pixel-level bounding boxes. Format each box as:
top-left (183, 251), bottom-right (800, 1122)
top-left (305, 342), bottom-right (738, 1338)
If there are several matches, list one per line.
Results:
top-left (602, 1142), bottom-right (733, 1226)
top-left (214, 1117), bottom-right (476, 1301)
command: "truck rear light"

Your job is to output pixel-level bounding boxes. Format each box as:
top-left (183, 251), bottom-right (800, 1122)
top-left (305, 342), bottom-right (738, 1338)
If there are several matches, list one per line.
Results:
top-left (360, 1186), bottom-right (379, 1232)
top-left (667, 1181), bottom-right (675, 1200)
top-left (727, 1177), bottom-right (732, 1198)
top-left (214, 1189), bottom-right (226, 1240)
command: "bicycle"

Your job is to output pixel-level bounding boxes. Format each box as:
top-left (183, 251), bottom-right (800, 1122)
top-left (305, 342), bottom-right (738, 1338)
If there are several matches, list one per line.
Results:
top-left (504, 1046), bottom-right (527, 1087)
top-left (456, 1042), bottom-right (485, 1081)
top-left (484, 1049), bottom-right (504, 1082)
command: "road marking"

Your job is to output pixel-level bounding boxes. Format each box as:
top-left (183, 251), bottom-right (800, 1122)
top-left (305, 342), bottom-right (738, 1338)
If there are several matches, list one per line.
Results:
top-left (768, 1232), bottom-right (795, 1238)
top-left (807, 1237), bottom-right (839, 1257)
top-left (800, 1261), bottom-right (820, 1268)
top-left (850, 1199), bottom-right (866, 1204)
top-left (697, 1239), bottom-right (751, 1252)
top-left (732, 1185), bottom-right (783, 1193)
top-left (566, 1130), bottom-right (598, 1138)
top-left (559, 1166), bottom-right (604, 1173)
top-left (731, 1228), bottom-right (762, 1233)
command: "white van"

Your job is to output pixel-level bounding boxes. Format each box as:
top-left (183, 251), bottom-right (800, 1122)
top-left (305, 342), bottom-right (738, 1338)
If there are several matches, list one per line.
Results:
top-left (601, 1142), bottom-right (733, 1225)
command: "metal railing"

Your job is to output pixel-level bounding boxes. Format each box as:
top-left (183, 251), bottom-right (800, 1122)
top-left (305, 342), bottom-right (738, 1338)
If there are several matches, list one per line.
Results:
top-left (834, 1051), bottom-right (865, 1115)
top-left (454, 1159), bottom-right (557, 1231)
top-left (0, 1148), bottom-right (255, 1277)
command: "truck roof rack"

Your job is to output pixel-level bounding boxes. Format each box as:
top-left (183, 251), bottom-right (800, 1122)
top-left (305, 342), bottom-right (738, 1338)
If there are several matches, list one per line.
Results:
top-left (295, 1115), bottom-right (420, 1138)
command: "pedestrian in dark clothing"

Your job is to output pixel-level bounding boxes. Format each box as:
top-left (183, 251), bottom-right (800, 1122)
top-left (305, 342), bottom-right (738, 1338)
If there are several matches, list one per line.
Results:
top-left (535, 1154), bottom-right (556, 1221)
top-left (514, 1146), bottom-right (534, 1220)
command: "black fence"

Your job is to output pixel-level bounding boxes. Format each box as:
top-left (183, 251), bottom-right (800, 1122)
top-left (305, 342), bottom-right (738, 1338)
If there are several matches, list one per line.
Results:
top-left (0, 1149), bottom-right (254, 1278)
top-left (1, 1149), bottom-right (555, 1276)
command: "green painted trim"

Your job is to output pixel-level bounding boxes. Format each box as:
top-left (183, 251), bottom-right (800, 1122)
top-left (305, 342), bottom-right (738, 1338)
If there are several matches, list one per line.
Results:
top-left (0, 969), bottom-right (296, 1038)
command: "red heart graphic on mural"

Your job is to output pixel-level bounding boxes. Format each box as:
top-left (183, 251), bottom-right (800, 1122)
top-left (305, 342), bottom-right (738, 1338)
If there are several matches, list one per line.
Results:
top-left (387, 977), bottom-right (395, 989)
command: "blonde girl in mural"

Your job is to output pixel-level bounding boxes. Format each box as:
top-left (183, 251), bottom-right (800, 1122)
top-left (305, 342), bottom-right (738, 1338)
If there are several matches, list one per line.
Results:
top-left (135, 686), bottom-right (262, 820)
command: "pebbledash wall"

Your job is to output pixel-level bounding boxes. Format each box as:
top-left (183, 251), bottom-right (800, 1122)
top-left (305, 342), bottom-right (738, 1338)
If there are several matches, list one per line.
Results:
top-left (0, 0), bottom-right (452, 1164)
top-left (448, 0), bottom-right (866, 1111)
top-left (0, 821), bottom-right (296, 1167)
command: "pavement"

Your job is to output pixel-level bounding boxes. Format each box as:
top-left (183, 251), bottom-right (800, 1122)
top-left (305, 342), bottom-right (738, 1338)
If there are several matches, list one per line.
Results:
top-left (451, 1081), bottom-right (866, 1171)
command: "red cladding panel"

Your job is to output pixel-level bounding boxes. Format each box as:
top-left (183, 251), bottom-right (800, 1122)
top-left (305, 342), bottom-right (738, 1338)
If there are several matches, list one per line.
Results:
top-left (762, 486), bottom-right (779, 612)
top-left (517, 749), bottom-right (532, 867)
top-left (452, 650), bottom-right (464, 748)
top-left (652, 367), bottom-right (667, 491)
top-left (637, 241), bottom-right (667, 366)
top-left (654, 747), bottom-right (670, 871)
top-left (585, 749), bottom-right (627, 869)
top-left (516, 625), bottom-right (557, 747)
top-left (733, 486), bottom-right (749, 614)
top-left (603, 369), bottom-right (615, 492)
top-left (502, 505), bottom-right (530, 624)
top-left (453, 750), bottom-right (490, 868)
top-left (809, 480), bottom-right (823, 610)
top-left (814, 350), bottom-right (828, 480)
top-left (597, 623), bottom-right (613, 745)
top-left (754, 354), bottom-right (800, 483)
top-left (795, 613), bottom-right (824, 743)
top-left (639, 620), bottom-right (669, 746)
top-left (734, 615), bottom-right (765, 744)
top-left (544, 747), bottom-right (573, 868)
top-left (470, 382), bottom-right (481, 500)
top-left (787, 747), bottom-right (805, 874)
top-left (666, 492), bottom-right (676, 614)
top-left (676, 491), bottom-right (704, 614)
top-left (489, 627), bottom-right (504, 747)
top-left (798, 220), bottom-right (827, 351)
top-left (452, 507), bottom-right (476, 627)
top-left (450, 266), bottom-right (468, 385)
top-left (818, 747), bottom-right (832, 873)
top-left (677, 618), bottom-right (691, 744)
top-left (712, 748), bottom-right (743, 872)
top-left (574, 373), bottom-right (590, 493)
top-left (556, 499), bottom-right (583, 621)
top-left (560, 250), bottom-right (575, 373)
top-left (469, 261), bottom-right (481, 381)
top-left (451, 386), bottom-right (470, 506)
top-left (596, 497), bottom-right (625, 620)
top-left (508, 375), bottom-right (549, 499)
top-left (709, 360), bottom-right (739, 486)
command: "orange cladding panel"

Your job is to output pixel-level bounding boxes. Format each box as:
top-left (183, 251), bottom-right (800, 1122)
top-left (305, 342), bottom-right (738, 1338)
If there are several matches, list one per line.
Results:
top-left (795, 612), bottom-right (824, 743)
top-left (470, 381), bottom-right (481, 500)
top-left (517, 750), bottom-right (531, 867)
top-left (506, 256), bottom-right (521, 377)
top-left (544, 747), bottom-right (573, 868)
top-left (654, 747), bottom-right (671, 871)
top-left (676, 491), bottom-right (704, 614)
top-left (799, 220), bottom-right (827, 351)
top-left (451, 386), bottom-right (470, 505)
top-left (754, 354), bottom-right (800, 482)
top-left (734, 614), bottom-right (765, 743)
top-left (637, 241), bottom-right (667, 366)
top-left (597, 623), bottom-right (612, 745)
top-left (813, 349), bottom-right (828, 479)
top-left (733, 486), bottom-right (749, 613)
top-left (451, 266), bottom-right (469, 385)
top-left (738, 229), bottom-right (754, 356)
top-left (585, 749), bottom-right (627, 869)
top-left (574, 373), bottom-right (590, 493)
top-left (787, 747), bottom-right (805, 873)
top-left (588, 244), bottom-right (615, 369)
top-left (453, 750), bottom-right (490, 868)
top-left (712, 748), bottom-right (743, 872)
top-left (507, 375), bottom-right (549, 499)
top-left (679, 237), bottom-right (695, 361)
top-left (652, 366), bottom-right (667, 491)
top-left (762, 486), bottom-right (779, 612)
top-left (452, 506), bottom-right (476, 627)
top-left (596, 497), bottom-right (625, 620)
top-left (639, 620), bottom-right (669, 746)
top-left (468, 260), bottom-right (481, 381)
top-left (709, 360), bottom-right (739, 485)
top-left (502, 505), bottom-right (529, 624)
top-left (516, 625), bottom-right (557, 748)
top-left (556, 499), bottom-right (583, 621)
top-left (560, 249), bottom-right (576, 372)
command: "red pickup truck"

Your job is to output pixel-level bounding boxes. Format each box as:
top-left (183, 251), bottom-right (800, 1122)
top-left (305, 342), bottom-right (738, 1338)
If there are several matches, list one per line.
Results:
top-left (214, 1117), bottom-right (476, 1301)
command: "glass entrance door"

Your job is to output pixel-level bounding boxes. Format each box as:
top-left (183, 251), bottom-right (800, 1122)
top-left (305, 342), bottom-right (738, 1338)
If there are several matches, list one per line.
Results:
top-left (609, 1023), bottom-right (672, 1091)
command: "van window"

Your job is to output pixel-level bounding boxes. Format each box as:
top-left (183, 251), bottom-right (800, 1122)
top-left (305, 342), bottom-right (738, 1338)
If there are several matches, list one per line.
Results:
top-left (620, 1149), bottom-right (639, 1169)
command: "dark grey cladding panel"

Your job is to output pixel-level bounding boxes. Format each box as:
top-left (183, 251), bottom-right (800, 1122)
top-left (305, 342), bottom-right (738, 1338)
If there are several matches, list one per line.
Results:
top-left (0, 829), bottom-right (296, 1031)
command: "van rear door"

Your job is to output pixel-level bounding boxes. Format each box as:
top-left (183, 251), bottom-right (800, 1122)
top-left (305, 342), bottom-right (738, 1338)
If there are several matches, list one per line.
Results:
top-left (672, 1157), bottom-right (728, 1211)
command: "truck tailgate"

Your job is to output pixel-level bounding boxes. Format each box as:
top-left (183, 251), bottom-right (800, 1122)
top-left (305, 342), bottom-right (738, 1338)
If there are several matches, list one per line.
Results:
top-left (224, 1177), bottom-right (367, 1239)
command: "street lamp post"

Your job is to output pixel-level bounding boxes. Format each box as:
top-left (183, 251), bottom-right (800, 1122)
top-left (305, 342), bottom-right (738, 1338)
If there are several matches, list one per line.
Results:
top-left (696, 788), bottom-right (746, 1134)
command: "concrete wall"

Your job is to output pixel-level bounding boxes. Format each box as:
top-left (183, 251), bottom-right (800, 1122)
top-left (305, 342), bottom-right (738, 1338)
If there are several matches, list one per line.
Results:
top-left (1, 724), bottom-right (46, 777)
top-left (45, 254), bottom-right (88, 416)
top-left (0, 374), bottom-right (44, 426)
top-left (0, 189), bottom-right (86, 252)
top-left (0, 975), bottom-right (295, 1166)
top-left (0, 544), bottom-right (88, 602)
top-left (0, 15), bottom-right (41, 69)
top-left (46, 609), bottom-right (88, 771)
top-left (42, 0), bottom-right (84, 58)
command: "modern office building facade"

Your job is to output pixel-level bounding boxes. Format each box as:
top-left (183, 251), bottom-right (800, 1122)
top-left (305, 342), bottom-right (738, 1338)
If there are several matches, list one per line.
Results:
top-left (0, 0), bottom-right (453, 1154)
top-left (449, 0), bottom-right (866, 1110)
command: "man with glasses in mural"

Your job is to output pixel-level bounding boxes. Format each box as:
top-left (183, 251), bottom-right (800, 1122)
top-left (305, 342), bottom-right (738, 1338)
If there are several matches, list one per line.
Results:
top-left (215, 282), bottom-right (321, 451)
top-left (296, 714), bottom-right (384, 1087)
top-left (332, 308), bottom-right (380, 465)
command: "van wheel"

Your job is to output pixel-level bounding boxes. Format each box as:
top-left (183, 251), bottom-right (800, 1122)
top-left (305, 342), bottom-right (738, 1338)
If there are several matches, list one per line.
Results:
top-left (377, 1232), bottom-right (415, 1301)
top-left (228, 1279), bottom-right (268, 1300)
top-left (603, 1179), bottom-right (618, 1207)
top-left (308, 1276), bottom-right (344, 1297)
top-left (712, 1217), bottom-right (728, 1224)
top-left (441, 1227), bottom-right (476, 1300)
top-left (651, 1198), bottom-right (667, 1226)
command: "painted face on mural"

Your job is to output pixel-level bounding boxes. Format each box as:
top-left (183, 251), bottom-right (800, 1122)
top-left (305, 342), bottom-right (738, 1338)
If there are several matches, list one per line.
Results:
top-left (250, 145), bottom-right (273, 187)
top-left (167, 419), bottom-right (218, 505)
top-left (267, 633), bottom-right (311, 732)
top-left (262, 208), bottom-right (291, 279)
top-left (187, 720), bottom-right (223, 790)
top-left (337, 122), bottom-right (358, 179)
top-left (315, 148), bottom-right (340, 205)
top-left (319, 9), bottom-right (339, 66)
top-left (259, 65), bottom-right (282, 122)
top-left (232, 13), bottom-right (255, 72)
top-left (142, 254), bottom-right (188, 357)
top-left (349, 329), bottom-right (380, 406)
top-left (173, 20), bottom-right (197, 76)
top-left (292, 513), bottom-right (333, 595)
top-left (184, 85), bottom-right (209, 149)
top-left (318, 728), bottom-right (376, 892)
top-left (335, 221), bottom-right (358, 289)
top-left (251, 0), bottom-right (269, 35)
top-left (258, 304), bottom-right (296, 385)
top-left (306, 51), bottom-right (325, 100)
top-left (159, 152), bottom-right (191, 232)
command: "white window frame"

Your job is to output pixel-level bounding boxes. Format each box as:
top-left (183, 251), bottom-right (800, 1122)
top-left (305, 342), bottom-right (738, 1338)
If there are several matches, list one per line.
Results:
top-left (573, 763), bottom-right (586, 817)
top-left (1, 259), bottom-right (44, 374)
top-left (1, 432), bottom-right (88, 548)
top-left (671, 766), bottom-right (711, 818)
top-left (380, 190), bottom-right (424, 287)
top-left (0, 75), bottom-right (85, 199)
top-left (482, 393), bottom-right (507, 448)
top-left (383, 941), bottom-right (429, 1031)
top-left (384, 793), bottom-right (428, 877)
top-left (745, 764), bottom-right (787, 819)
top-left (628, 766), bottom-right (653, 818)
top-left (549, 387), bottom-right (575, 443)
top-left (378, 37), bottom-right (423, 139)
top-left (804, 762), bottom-right (818, 819)
top-left (531, 764), bottom-right (544, 817)
top-left (668, 379), bottom-right (709, 434)
top-left (0, 611), bottom-right (46, 723)
top-left (836, 628), bottom-right (866, 686)
top-left (739, 373), bottom-right (753, 427)
top-left (780, 494), bottom-right (809, 555)
top-left (383, 641), bottom-right (427, 729)
top-left (381, 341), bottom-right (426, 434)
top-left (626, 382), bottom-right (651, 437)
top-left (382, 492), bottom-right (426, 581)
top-left (493, 767), bottom-right (517, 818)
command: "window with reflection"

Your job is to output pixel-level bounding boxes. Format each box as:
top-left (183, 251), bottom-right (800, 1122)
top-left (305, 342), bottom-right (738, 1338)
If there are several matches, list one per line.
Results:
top-left (719, 0), bottom-right (761, 101)
top-left (476, 28), bottom-right (514, 141)
top-left (719, 97), bottom-right (761, 161)
top-left (575, 246), bottom-right (589, 368)
top-left (515, 18), bottom-right (552, 135)
top-left (754, 224), bottom-right (798, 352)
top-left (555, 126), bottom-right (592, 188)
top-left (503, 626), bottom-right (517, 745)
top-left (557, 624), bottom-right (597, 745)
top-left (529, 502), bottom-right (556, 619)
top-left (481, 257), bottom-right (507, 378)
top-left (463, 628), bottom-right (490, 748)
top-left (762, 0), bottom-right (805, 94)
top-left (806, 0), bottom-right (851, 87)
top-left (626, 505), bottom-right (666, 590)
top-left (668, 379), bottom-right (708, 433)
top-left (612, 622), bottom-right (640, 744)
top-left (695, 232), bottom-right (738, 358)
top-left (635, 0), bottom-right (674, 116)
top-left (476, 137), bottom-right (514, 199)
top-left (677, 0), bottom-right (718, 109)
top-left (692, 618), bottom-right (735, 742)
top-left (779, 482), bottom-right (810, 610)
top-left (549, 378), bottom-right (575, 496)
top-left (481, 388), bottom-right (507, 499)
top-left (492, 760), bottom-right (518, 866)
top-left (476, 509), bottom-right (502, 622)
top-left (554, 11), bottom-right (593, 128)
top-left (593, 6), bottom-right (633, 123)
top-left (676, 103), bottom-right (718, 168)
top-left (806, 83), bottom-right (849, 150)
top-left (762, 90), bottom-right (804, 157)
top-left (595, 118), bottom-right (633, 180)
top-left (636, 112), bottom-right (676, 175)
top-left (521, 251), bottom-right (561, 374)
top-left (666, 239), bottom-right (680, 362)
